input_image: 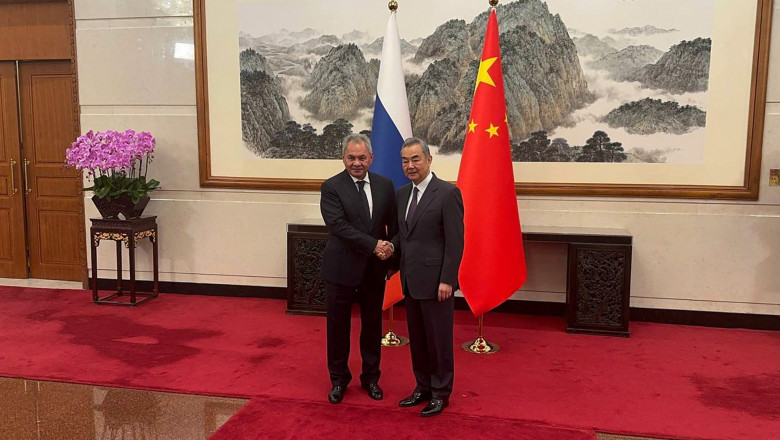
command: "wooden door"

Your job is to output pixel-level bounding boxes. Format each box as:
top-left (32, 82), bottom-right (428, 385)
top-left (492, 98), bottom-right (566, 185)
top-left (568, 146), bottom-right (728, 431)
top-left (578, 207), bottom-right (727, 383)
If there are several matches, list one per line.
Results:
top-left (18, 61), bottom-right (83, 281)
top-left (0, 62), bottom-right (27, 278)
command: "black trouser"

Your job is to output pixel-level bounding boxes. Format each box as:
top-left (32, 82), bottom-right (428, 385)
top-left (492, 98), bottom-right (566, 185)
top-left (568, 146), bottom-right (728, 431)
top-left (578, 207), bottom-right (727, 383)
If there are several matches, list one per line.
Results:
top-left (325, 275), bottom-right (384, 387)
top-left (404, 292), bottom-right (455, 399)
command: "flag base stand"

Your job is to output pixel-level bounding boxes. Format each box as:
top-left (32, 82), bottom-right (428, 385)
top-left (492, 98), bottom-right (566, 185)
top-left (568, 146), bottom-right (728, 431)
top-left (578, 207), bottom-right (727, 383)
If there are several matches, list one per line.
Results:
top-left (461, 337), bottom-right (500, 354)
top-left (381, 305), bottom-right (409, 347)
top-left (381, 331), bottom-right (409, 347)
top-left (461, 316), bottom-right (500, 354)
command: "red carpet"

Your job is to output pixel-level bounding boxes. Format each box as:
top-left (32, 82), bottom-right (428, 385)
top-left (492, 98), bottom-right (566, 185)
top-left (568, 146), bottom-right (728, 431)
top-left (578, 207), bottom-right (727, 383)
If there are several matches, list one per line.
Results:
top-left (209, 397), bottom-right (595, 440)
top-left (0, 286), bottom-right (778, 440)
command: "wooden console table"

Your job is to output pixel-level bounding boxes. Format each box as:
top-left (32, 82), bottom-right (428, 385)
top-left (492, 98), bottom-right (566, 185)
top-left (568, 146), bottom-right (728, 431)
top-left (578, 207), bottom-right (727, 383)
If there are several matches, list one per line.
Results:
top-left (90, 216), bottom-right (159, 306)
top-left (287, 222), bottom-right (632, 337)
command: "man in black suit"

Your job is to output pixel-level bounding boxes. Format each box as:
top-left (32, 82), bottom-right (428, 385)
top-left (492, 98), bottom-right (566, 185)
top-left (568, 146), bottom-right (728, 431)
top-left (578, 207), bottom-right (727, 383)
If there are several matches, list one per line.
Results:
top-left (390, 137), bottom-right (464, 417)
top-left (319, 133), bottom-right (397, 404)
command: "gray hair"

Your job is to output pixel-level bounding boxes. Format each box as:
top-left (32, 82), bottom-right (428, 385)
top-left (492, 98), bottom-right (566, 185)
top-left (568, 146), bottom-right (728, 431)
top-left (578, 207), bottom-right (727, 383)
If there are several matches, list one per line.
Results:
top-left (341, 133), bottom-right (373, 155)
top-left (401, 137), bottom-right (430, 157)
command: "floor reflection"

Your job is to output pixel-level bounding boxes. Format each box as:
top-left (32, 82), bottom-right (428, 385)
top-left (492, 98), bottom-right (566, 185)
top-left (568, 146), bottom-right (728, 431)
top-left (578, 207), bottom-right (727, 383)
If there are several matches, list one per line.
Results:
top-left (0, 377), bottom-right (247, 440)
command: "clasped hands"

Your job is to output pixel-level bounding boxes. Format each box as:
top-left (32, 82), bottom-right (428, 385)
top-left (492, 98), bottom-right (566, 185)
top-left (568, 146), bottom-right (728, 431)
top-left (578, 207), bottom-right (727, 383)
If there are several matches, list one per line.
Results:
top-left (374, 240), bottom-right (393, 260)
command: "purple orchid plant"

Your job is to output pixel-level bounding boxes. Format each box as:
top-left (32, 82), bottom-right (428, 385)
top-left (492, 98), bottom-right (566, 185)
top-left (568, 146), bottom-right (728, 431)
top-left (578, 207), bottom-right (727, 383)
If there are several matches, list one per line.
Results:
top-left (65, 129), bottom-right (160, 203)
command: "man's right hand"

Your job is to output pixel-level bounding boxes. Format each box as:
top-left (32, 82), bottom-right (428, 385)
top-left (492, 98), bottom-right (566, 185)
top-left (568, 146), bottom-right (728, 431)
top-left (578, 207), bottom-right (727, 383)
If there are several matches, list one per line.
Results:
top-left (374, 240), bottom-right (393, 260)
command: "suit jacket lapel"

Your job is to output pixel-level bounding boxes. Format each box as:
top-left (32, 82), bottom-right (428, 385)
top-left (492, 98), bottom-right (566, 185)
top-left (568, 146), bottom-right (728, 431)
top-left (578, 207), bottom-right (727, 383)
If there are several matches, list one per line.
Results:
top-left (368, 172), bottom-right (380, 229)
top-left (398, 184), bottom-right (411, 235)
top-left (341, 171), bottom-right (370, 229)
top-left (407, 174), bottom-right (439, 235)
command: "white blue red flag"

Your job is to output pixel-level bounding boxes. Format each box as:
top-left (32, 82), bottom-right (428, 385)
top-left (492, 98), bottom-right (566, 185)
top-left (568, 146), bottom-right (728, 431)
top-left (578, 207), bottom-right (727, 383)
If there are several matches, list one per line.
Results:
top-left (369, 11), bottom-right (413, 189)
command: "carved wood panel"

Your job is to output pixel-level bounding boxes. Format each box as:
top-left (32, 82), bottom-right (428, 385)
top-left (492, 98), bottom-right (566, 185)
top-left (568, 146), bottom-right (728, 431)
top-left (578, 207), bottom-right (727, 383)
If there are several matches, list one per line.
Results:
top-left (286, 230), bottom-right (327, 315)
top-left (567, 243), bottom-right (632, 336)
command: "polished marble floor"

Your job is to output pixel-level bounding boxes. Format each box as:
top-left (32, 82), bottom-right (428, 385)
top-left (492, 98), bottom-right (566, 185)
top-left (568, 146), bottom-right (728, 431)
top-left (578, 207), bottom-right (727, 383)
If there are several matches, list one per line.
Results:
top-left (0, 376), bottom-right (673, 440)
top-left (0, 377), bottom-right (247, 440)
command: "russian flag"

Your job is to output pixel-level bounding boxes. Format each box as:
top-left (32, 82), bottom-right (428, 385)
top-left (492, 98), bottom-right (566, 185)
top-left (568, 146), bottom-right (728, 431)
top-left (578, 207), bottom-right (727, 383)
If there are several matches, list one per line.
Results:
top-left (370, 11), bottom-right (413, 189)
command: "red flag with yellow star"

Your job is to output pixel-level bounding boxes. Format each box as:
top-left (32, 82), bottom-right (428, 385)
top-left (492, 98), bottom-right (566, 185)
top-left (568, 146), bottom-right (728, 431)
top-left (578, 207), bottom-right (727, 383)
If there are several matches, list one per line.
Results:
top-left (457, 8), bottom-right (527, 317)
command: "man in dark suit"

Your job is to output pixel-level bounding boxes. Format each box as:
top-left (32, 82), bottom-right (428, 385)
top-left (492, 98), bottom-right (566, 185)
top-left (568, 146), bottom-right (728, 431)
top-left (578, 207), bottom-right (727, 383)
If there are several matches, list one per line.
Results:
top-left (390, 137), bottom-right (464, 417)
top-left (319, 133), bottom-right (397, 404)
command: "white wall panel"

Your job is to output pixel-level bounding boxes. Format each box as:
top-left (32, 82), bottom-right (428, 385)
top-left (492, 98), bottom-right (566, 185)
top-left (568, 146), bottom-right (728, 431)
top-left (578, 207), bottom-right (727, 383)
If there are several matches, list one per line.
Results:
top-left (76, 19), bottom-right (195, 106)
top-left (75, 0), bottom-right (192, 20)
top-left (73, 0), bottom-right (780, 316)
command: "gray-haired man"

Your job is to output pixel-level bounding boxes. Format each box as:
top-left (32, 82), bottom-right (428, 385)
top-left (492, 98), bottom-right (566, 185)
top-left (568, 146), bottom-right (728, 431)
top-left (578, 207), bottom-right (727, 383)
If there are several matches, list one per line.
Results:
top-left (319, 133), bottom-right (398, 404)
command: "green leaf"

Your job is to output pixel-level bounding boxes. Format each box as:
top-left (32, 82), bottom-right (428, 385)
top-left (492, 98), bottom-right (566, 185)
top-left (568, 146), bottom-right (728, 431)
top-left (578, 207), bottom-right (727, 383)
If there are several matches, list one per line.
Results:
top-left (95, 185), bottom-right (111, 198)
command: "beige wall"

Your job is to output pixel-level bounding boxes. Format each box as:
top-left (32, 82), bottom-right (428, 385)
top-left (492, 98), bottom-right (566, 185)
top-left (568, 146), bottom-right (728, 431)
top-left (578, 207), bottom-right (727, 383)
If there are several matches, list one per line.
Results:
top-left (75, 0), bottom-right (780, 316)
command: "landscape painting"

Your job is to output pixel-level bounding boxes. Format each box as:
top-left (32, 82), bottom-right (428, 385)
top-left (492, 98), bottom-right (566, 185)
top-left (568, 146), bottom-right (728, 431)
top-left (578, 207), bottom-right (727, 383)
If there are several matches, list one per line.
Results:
top-left (237, 0), bottom-right (713, 164)
top-left (195, 0), bottom-right (769, 197)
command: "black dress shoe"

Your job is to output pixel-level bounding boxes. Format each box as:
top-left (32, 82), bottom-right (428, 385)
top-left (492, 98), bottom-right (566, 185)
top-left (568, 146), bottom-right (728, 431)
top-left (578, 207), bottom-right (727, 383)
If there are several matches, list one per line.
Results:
top-left (398, 390), bottom-right (431, 407)
top-left (328, 386), bottom-right (345, 404)
top-left (420, 397), bottom-right (449, 417)
top-left (361, 382), bottom-right (383, 400)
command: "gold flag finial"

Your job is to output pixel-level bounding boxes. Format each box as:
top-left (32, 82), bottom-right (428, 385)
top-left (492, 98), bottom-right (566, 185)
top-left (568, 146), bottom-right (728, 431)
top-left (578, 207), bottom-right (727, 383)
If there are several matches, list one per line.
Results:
top-left (489, 0), bottom-right (499, 7)
top-left (388, 1), bottom-right (398, 11)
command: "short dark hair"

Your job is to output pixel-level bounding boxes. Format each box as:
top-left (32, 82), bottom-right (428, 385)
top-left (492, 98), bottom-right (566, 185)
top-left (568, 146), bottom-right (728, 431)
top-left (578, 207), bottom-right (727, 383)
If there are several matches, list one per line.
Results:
top-left (401, 137), bottom-right (430, 157)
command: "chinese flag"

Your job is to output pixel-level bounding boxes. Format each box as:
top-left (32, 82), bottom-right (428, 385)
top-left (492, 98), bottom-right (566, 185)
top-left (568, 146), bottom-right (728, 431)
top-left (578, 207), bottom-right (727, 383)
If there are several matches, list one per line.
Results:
top-left (383, 272), bottom-right (403, 311)
top-left (457, 8), bottom-right (527, 317)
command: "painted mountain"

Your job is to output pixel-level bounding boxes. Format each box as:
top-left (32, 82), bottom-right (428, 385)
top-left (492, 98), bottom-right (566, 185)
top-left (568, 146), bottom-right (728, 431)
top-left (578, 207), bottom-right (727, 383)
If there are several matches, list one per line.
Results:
top-left (587, 45), bottom-right (664, 82)
top-left (238, 0), bottom-right (713, 163)
top-left (602, 98), bottom-right (706, 135)
top-left (629, 38), bottom-right (712, 93)
top-left (410, 0), bottom-right (592, 154)
top-left (573, 34), bottom-right (618, 59)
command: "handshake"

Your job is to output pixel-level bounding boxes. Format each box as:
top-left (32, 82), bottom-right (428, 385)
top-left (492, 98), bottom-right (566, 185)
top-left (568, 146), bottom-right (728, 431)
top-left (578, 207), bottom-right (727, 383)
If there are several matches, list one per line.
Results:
top-left (374, 240), bottom-right (394, 260)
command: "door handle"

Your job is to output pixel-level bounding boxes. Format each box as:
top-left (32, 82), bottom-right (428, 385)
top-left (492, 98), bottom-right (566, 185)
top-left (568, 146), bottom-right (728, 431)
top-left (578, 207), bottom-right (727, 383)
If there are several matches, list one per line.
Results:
top-left (10, 159), bottom-right (18, 194)
top-left (23, 158), bottom-right (31, 195)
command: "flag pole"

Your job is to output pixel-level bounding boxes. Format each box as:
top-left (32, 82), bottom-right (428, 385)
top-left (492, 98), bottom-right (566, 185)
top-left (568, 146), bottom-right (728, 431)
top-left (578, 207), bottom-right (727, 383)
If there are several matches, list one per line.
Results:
top-left (459, 0), bottom-right (514, 354)
top-left (378, 0), bottom-right (408, 348)
top-left (381, 305), bottom-right (409, 347)
top-left (461, 314), bottom-right (500, 354)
